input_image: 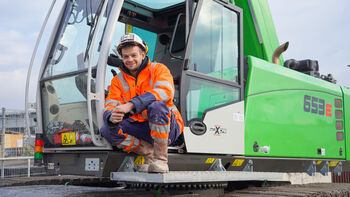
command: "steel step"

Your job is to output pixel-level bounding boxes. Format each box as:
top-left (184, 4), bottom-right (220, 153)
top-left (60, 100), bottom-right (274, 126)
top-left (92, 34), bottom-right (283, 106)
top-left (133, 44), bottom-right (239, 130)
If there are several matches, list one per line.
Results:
top-left (110, 171), bottom-right (288, 183)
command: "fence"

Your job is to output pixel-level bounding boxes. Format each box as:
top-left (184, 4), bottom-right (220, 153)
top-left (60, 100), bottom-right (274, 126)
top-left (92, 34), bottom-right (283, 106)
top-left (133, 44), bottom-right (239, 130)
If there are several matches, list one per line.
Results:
top-left (0, 107), bottom-right (45, 178)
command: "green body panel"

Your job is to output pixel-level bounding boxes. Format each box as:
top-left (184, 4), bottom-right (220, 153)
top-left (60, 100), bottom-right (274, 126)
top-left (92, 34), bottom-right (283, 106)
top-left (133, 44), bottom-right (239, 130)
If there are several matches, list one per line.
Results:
top-left (235, 0), bottom-right (283, 64)
top-left (245, 57), bottom-right (341, 96)
top-left (245, 56), bottom-right (344, 159)
top-left (341, 86), bottom-right (350, 159)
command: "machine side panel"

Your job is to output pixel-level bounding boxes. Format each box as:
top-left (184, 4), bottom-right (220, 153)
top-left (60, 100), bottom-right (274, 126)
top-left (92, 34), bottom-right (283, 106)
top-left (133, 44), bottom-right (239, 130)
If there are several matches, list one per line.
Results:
top-left (245, 56), bottom-right (344, 159)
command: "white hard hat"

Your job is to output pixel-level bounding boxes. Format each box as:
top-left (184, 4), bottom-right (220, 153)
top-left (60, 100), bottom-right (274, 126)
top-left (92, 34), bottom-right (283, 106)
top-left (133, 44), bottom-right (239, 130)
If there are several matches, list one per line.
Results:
top-left (117, 33), bottom-right (148, 55)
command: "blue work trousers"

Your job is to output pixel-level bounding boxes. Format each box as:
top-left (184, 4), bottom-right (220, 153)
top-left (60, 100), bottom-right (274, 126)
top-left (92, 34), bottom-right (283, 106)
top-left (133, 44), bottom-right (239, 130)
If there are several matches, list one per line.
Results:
top-left (100, 101), bottom-right (181, 147)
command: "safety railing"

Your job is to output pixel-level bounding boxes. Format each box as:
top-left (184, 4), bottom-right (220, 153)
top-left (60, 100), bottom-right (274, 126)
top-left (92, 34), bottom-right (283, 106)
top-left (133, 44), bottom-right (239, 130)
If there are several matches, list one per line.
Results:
top-left (0, 156), bottom-right (33, 178)
top-left (0, 107), bottom-right (44, 178)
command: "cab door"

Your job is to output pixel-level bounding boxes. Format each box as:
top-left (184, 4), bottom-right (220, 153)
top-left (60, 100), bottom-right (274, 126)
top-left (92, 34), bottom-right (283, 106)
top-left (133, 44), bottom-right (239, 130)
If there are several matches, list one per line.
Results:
top-left (181, 0), bottom-right (245, 154)
top-left (39, 0), bottom-right (112, 149)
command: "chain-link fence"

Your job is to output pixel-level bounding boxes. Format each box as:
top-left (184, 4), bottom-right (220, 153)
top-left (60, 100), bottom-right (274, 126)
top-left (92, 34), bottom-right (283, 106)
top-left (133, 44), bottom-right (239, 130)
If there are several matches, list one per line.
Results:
top-left (0, 107), bottom-right (45, 178)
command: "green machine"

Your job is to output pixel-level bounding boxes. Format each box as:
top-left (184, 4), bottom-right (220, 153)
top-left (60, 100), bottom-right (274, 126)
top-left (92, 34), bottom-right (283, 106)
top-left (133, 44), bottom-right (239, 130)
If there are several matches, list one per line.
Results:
top-left (29, 0), bottom-right (346, 182)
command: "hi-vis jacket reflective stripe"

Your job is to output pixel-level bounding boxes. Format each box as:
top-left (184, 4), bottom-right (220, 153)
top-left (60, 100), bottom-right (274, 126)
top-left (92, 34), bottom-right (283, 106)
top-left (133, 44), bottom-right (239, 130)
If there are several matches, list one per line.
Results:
top-left (104, 59), bottom-right (184, 134)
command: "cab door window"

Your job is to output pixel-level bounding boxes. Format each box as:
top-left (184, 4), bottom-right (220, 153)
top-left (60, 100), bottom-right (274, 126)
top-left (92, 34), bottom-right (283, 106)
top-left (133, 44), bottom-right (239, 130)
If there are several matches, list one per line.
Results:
top-left (184, 0), bottom-right (241, 121)
top-left (188, 0), bottom-right (239, 82)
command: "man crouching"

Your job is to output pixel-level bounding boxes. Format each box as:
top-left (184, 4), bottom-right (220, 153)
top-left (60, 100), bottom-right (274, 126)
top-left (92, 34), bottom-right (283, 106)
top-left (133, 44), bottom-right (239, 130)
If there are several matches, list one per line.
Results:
top-left (100, 33), bottom-right (184, 173)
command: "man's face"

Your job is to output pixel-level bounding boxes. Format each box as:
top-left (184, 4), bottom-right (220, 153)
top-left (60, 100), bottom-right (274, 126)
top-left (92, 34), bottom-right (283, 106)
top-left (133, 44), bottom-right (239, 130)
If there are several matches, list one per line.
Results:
top-left (120, 46), bottom-right (145, 74)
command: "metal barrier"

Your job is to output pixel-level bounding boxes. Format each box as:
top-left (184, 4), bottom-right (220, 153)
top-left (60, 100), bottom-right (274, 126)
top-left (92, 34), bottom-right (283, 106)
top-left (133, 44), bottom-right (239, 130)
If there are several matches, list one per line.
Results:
top-left (0, 156), bottom-right (33, 178)
top-left (0, 108), bottom-right (43, 178)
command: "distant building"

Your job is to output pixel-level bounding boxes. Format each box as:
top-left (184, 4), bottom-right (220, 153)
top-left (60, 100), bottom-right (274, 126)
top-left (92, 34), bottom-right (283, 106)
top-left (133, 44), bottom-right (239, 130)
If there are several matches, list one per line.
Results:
top-left (0, 109), bottom-right (37, 134)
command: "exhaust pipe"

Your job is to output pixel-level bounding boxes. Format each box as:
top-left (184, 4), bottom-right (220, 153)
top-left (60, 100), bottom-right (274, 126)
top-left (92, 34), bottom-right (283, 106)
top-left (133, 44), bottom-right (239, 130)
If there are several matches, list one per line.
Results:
top-left (272, 41), bottom-right (289, 65)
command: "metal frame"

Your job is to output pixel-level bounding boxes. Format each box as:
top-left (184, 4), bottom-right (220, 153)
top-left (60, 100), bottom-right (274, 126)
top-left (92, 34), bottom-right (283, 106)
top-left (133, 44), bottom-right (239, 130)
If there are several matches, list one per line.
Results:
top-left (179, 0), bottom-right (203, 123)
top-left (36, 0), bottom-right (69, 135)
top-left (169, 13), bottom-right (185, 60)
top-left (0, 157), bottom-right (33, 179)
top-left (86, 0), bottom-right (109, 147)
top-left (25, 0), bottom-right (57, 141)
top-left (40, 68), bottom-right (92, 82)
top-left (37, 0), bottom-right (189, 149)
top-left (36, 0), bottom-right (116, 149)
top-left (44, 150), bottom-right (346, 177)
top-left (37, 0), bottom-right (121, 149)
top-left (95, 0), bottom-right (124, 147)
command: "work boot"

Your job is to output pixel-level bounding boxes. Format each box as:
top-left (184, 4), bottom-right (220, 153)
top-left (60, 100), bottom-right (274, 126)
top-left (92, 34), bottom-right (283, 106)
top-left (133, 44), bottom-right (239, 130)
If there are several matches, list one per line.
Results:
top-left (133, 140), bottom-right (153, 172)
top-left (148, 141), bottom-right (169, 173)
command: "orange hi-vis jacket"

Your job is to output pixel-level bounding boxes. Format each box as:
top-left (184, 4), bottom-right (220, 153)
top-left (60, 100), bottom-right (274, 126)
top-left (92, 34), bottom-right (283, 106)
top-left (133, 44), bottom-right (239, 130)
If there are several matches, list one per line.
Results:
top-left (103, 57), bottom-right (184, 135)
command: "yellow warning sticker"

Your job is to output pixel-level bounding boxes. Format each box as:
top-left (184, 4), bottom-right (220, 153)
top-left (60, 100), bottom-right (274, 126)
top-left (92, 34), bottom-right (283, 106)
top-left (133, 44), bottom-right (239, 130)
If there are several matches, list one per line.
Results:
top-left (62, 132), bottom-right (76, 145)
top-left (126, 24), bottom-right (133, 33)
top-left (232, 159), bottom-right (245, 167)
top-left (329, 161), bottom-right (339, 167)
top-left (316, 161), bottom-right (322, 165)
top-left (205, 158), bottom-right (215, 164)
top-left (134, 156), bottom-right (145, 166)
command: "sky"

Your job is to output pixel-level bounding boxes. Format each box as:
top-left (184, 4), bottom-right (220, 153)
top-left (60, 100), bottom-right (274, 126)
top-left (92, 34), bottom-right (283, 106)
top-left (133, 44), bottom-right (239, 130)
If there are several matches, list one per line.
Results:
top-left (0, 0), bottom-right (349, 110)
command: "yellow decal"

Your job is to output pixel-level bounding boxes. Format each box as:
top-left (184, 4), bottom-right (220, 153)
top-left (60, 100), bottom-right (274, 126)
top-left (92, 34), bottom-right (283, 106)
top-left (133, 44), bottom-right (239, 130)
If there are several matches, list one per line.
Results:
top-left (232, 159), bottom-right (245, 167)
top-left (134, 156), bottom-right (145, 166)
top-left (126, 24), bottom-right (133, 33)
top-left (205, 158), bottom-right (215, 164)
top-left (62, 132), bottom-right (76, 145)
top-left (329, 161), bottom-right (339, 167)
top-left (316, 161), bottom-right (322, 165)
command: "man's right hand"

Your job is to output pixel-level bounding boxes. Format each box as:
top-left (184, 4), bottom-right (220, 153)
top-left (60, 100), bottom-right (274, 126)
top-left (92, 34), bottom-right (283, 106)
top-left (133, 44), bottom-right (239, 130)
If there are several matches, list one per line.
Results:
top-left (109, 107), bottom-right (124, 124)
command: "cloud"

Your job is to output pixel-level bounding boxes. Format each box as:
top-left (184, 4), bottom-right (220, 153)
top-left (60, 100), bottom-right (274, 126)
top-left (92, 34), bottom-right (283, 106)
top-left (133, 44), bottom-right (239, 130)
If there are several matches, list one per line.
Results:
top-left (0, 69), bottom-right (35, 110)
top-left (0, 0), bottom-right (65, 109)
top-left (0, 0), bottom-right (52, 30)
top-left (0, 29), bottom-right (34, 71)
